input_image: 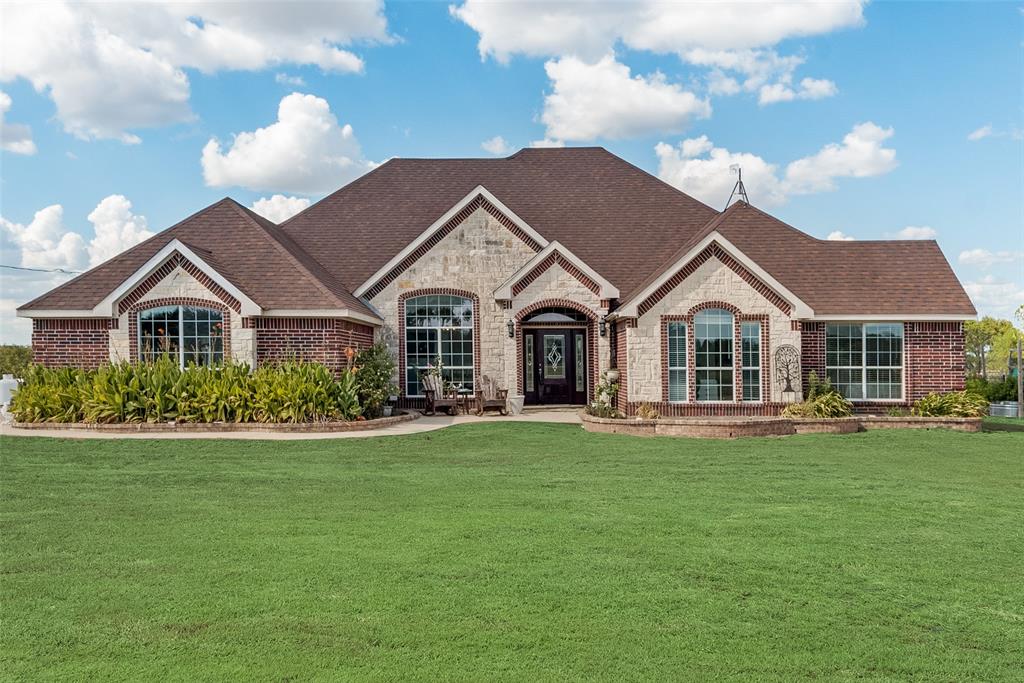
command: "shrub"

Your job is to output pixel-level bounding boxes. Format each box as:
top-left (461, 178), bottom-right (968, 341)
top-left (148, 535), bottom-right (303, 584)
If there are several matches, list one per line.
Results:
top-left (585, 375), bottom-right (622, 419)
top-left (911, 391), bottom-right (988, 418)
top-left (0, 345), bottom-right (32, 377)
top-left (966, 375), bottom-right (1018, 402)
top-left (782, 370), bottom-right (853, 419)
top-left (354, 343), bottom-right (397, 418)
top-left (636, 402), bottom-right (660, 420)
top-left (10, 359), bottom-right (363, 424)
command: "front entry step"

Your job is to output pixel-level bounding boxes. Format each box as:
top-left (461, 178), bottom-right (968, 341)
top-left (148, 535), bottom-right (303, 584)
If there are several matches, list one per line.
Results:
top-left (522, 404), bottom-right (583, 413)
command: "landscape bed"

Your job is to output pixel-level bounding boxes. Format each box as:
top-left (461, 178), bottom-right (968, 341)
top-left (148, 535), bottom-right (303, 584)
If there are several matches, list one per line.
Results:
top-left (581, 412), bottom-right (982, 438)
top-left (11, 411), bottom-right (418, 433)
top-left (2, 424), bottom-right (1021, 680)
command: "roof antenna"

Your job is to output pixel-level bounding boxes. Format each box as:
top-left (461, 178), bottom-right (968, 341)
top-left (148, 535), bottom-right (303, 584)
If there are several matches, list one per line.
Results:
top-left (725, 164), bottom-right (749, 210)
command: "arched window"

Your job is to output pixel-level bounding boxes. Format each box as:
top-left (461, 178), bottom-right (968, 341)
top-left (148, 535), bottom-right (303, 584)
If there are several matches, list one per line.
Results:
top-left (139, 305), bottom-right (224, 367)
top-left (404, 294), bottom-right (474, 396)
top-left (694, 308), bottom-right (734, 401)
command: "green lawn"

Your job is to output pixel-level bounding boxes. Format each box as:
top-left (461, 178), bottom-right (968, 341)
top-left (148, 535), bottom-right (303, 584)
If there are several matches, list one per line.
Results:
top-left (2, 426), bottom-right (1022, 681)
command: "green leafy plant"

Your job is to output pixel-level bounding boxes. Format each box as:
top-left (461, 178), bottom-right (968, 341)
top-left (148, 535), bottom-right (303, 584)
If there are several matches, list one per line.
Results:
top-left (354, 342), bottom-right (397, 418)
top-left (782, 373), bottom-right (854, 419)
top-left (911, 391), bottom-right (988, 418)
top-left (585, 374), bottom-right (622, 419)
top-left (10, 359), bottom-right (363, 424)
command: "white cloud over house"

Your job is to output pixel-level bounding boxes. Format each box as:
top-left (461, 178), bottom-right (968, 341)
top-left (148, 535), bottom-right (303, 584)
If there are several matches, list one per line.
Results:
top-left (827, 231), bottom-right (856, 241)
top-left (249, 195), bottom-right (312, 223)
top-left (0, 91), bottom-right (37, 155)
top-left (0, 195), bottom-right (153, 342)
top-left (201, 93), bottom-right (375, 195)
top-left (656, 122), bottom-right (898, 207)
top-left (0, 1), bottom-right (390, 142)
top-left (959, 249), bottom-right (1024, 268)
top-left (540, 55), bottom-right (711, 141)
top-left (481, 136), bottom-right (512, 155)
top-left (893, 226), bottom-right (937, 240)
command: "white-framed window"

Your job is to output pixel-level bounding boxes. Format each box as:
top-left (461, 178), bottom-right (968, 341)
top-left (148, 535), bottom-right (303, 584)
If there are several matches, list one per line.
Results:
top-left (826, 323), bottom-right (904, 400)
top-left (695, 308), bottom-right (734, 401)
top-left (138, 305), bottom-right (224, 368)
top-left (667, 321), bottom-right (687, 402)
top-left (404, 294), bottom-right (474, 397)
top-left (741, 321), bottom-right (761, 402)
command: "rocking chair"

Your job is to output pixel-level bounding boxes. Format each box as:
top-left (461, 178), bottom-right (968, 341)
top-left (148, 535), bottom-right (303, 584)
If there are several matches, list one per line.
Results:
top-left (475, 375), bottom-right (509, 416)
top-left (422, 373), bottom-right (459, 416)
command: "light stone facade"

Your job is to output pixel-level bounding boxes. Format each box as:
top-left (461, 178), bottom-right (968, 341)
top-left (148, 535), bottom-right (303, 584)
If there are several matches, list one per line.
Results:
top-left (627, 256), bottom-right (801, 403)
top-left (109, 266), bottom-right (256, 365)
top-left (368, 207), bottom-right (611, 397)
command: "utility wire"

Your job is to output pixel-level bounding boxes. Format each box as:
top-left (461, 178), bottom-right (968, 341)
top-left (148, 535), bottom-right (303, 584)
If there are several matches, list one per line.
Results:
top-left (0, 264), bottom-right (81, 274)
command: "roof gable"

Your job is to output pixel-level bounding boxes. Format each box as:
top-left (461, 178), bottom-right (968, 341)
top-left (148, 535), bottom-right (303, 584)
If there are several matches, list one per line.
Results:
top-left (494, 240), bottom-right (619, 300)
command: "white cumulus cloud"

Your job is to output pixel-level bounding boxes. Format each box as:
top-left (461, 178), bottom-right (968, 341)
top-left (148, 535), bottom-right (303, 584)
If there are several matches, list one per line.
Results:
top-left (86, 195), bottom-right (153, 266)
top-left (529, 138), bottom-right (565, 149)
top-left (450, 1), bottom-right (865, 62)
top-left (201, 92), bottom-right (375, 194)
top-left (827, 231), bottom-right (856, 241)
top-left (893, 225), bottom-right (937, 240)
top-left (0, 90), bottom-right (37, 155)
top-left (481, 135), bottom-right (512, 155)
top-left (249, 195), bottom-right (312, 223)
top-left (656, 122), bottom-right (898, 207)
top-left (541, 55), bottom-right (710, 141)
top-left (959, 249), bottom-right (1024, 267)
top-left (275, 73), bottom-right (306, 87)
top-left (963, 275), bottom-right (1024, 320)
top-left (758, 77), bottom-right (839, 105)
top-left (0, 2), bottom-right (390, 142)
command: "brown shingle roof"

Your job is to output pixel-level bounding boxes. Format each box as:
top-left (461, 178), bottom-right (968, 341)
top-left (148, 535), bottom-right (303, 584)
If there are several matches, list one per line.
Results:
top-left (18, 198), bottom-right (378, 317)
top-left (20, 148), bottom-right (975, 318)
top-left (280, 147), bottom-right (720, 297)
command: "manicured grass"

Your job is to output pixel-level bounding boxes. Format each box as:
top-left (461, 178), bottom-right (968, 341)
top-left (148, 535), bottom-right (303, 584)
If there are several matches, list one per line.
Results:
top-left (983, 415), bottom-right (1024, 431)
top-left (2, 426), bottom-right (1022, 681)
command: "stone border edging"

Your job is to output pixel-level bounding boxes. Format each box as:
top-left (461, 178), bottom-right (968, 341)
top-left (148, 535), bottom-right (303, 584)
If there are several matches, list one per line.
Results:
top-left (12, 411), bottom-right (419, 433)
top-left (580, 411), bottom-right (982, 439)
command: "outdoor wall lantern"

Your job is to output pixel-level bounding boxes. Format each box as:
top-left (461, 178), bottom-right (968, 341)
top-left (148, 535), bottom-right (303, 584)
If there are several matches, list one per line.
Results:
top-left (599, 316), bottom-right (608, 337)
top-left (507, 319), bottom-right (515, 338)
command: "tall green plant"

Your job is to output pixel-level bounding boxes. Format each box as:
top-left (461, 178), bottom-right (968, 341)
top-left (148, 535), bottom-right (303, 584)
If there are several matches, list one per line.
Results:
top-left (354, 343), bottom-right (397, 418)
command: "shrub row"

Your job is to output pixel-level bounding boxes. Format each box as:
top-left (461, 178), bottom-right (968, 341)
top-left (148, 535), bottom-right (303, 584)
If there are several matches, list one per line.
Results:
top-left (10, 353), bottom-right (395, 424)
top-left (965, 375), bottom-right (1018, 403)
top-left (911, 391), bottom-right (989, 418)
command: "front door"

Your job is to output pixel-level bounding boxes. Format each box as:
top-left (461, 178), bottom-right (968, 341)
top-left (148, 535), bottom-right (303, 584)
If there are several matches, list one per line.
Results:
top-left (523, 329), bottom-right (587, 405)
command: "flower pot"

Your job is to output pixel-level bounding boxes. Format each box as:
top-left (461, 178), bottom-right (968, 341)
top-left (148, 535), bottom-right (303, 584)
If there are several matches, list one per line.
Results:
top-left (507, 395), bottom-right (525, 416)
top-left (382, 405), bottom-right (394, 417)
top-left (604, 369), bottom-right (620, 383)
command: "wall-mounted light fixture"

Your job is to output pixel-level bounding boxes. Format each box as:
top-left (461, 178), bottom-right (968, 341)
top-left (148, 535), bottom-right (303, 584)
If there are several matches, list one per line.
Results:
top-left (599, 316), bottom-right (607, 337)
top-left (506, 319), bottom-right (515, 338)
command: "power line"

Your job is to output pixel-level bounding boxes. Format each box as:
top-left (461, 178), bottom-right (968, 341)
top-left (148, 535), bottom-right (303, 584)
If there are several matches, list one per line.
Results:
top-left (0, 264), bottom-right (81, 275)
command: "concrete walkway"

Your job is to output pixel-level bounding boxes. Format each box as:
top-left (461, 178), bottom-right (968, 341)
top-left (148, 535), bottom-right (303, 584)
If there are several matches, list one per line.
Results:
top-left (0, 410), bottom-right (582, 441)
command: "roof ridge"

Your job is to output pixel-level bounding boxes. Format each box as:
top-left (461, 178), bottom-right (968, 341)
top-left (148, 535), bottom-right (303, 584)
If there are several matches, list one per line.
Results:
top-left (279, 160), bottom-right (396, 228)
top-left (226, 200), bottom-right (351, 309)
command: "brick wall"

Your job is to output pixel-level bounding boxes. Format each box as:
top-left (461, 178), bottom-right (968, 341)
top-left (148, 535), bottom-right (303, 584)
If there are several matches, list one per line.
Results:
top-left (800, 321), bottom-right (966, 405)
top-left (32, 319), bottom-right (116, 369)
top-left (247, 318), bottom-right (375, 374)
top-left (614, 320), bottom-right (629, 413)
top-left (905, 321), bottom-right (965, 400)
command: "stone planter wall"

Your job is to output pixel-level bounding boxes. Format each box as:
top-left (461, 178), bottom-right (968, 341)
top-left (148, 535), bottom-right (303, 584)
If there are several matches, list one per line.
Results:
top-left (580, 411), bottom-right (982, 439)
top-left (13, 411), bottom-right (419, 433)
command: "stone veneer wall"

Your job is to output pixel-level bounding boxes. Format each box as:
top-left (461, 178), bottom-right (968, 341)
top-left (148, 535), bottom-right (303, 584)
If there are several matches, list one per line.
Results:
top-left (109, 265), bottom-right (255, 365)
top-left (370, 208), bottom-right (534, 396)
top-left (31, 319), bottom-right (116, 368)
top-left (626, 256), bottom-right (800, 407)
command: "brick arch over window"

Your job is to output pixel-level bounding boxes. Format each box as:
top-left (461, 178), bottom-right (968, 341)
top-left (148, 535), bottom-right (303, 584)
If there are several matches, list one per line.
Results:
top-left (515, 298), bottom-right (599, 400)
top-left (128, 297), bottom-right (232, 362)
top-left (397, 288), bottom-right (481, 398)
top-left (660, 301), bottom-right (769, 405)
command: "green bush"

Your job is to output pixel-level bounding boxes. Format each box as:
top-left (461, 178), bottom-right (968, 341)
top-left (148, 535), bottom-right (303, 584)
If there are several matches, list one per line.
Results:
top-left (10, 358), bottom-right (363, 424)
top-left (966, 375), bottom-right (1018, 402)
top-left (782, 371), bottom-right (854, 418)
top-left (911, 391), bottom-right (988, 418)
top-left (0, 345), bottom-right (32, 377)
top-left (354, 342), bottom-right (397, 418)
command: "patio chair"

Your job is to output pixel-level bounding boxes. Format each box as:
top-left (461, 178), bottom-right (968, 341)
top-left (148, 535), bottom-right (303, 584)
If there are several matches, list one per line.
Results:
top-left (422, 373), bottom-right (459, 416)
top-left (475, 375), bottom-right (509, 416)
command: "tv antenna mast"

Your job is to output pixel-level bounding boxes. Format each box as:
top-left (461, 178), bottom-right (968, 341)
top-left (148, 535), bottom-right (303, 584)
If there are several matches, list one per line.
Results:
top-left (725, 164), bottom-right (749, 209)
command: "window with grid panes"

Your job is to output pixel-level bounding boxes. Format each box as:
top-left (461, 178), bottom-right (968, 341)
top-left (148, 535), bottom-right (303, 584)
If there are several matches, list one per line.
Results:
top-left (404, 294), bottom-right (474, 396)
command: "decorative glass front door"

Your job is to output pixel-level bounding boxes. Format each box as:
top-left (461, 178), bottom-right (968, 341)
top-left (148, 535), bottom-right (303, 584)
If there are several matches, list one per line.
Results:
top-left (523, 329), bottom-right (587, 405)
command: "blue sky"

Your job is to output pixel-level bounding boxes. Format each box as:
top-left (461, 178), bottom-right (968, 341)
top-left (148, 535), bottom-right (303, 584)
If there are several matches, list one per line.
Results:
top-left (1, 1), bottom-right (1021, 343)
